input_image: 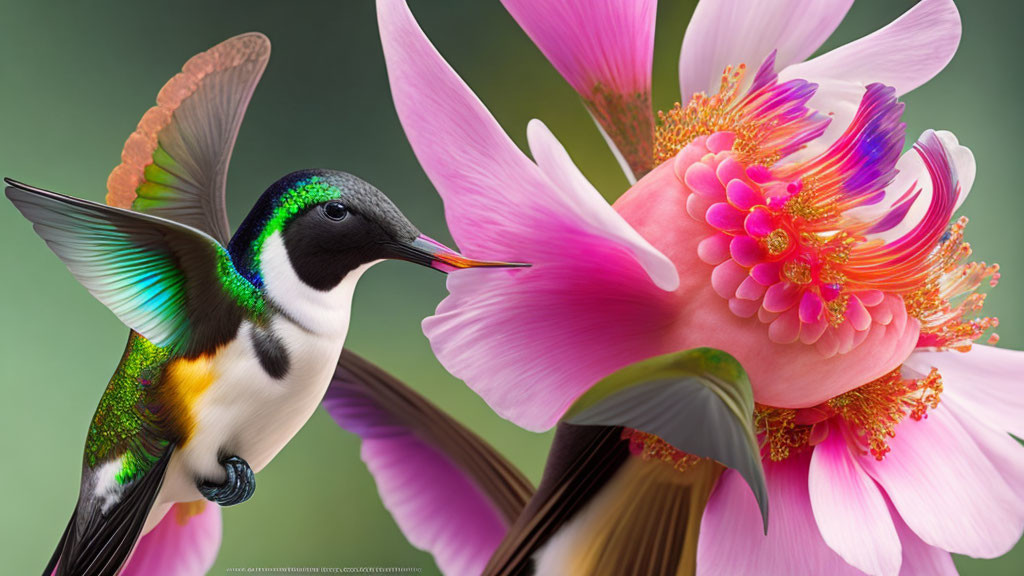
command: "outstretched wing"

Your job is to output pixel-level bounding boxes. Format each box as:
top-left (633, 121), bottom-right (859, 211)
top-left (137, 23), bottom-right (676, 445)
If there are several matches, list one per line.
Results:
top-left (106, 32), bottom-right (270, 244)
top-left (6, 179), bottom-right (263, 356)
top-left (324, 350), bottom-right (535, 576)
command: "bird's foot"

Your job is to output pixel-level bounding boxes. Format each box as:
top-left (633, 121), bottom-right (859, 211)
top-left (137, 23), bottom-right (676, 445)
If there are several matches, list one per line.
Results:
top-left (198, 455), bottom-right (255, 506)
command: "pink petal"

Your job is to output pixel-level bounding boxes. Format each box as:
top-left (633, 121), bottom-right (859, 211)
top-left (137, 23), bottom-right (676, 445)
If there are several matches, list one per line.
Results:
top-left (684, 159), bottom-right (726, 201)
top-left (711, 259), bottom-right (748, 299)
top-left (707, 131), bottom-right (737, 153)
top-left (501, 0), bottom-right (656, 180)
top-left (769, 308), bottom-right (801, 344)
top-left (715, 157), bottom-right (748, 190)
top-left (750, 261), bottom-right (781, 285)
top-left (809, 432), bottom-right (901, 576)
top-left (800, 317), bottom-right (829, 345)
top-left (799, 291), bottom-right (824, 325)
top-left (501, 0), bottom-right (654, 96)
top-left (382, 0), bottom-right (684, 431)
top-left (871, 302), bottom-right (895, 325)
top-left (835, 321), bottom-right (857, 355)
top-left (679, 0), bottom-right (854, 100)
top-left (361, 437), bottom-right (507, 575)
top-left (736, 275), bottom-right (767, 301)
top-left (379, 0), bottom-right (675, 289)
top-left (785, 0), bottom-right (961, 97)
top-left (121, 502), bottom-right (221, 576)
top-left (944, 395), bottom-right (1024, 512)
top-left (698, 455), bottom-right (864, 575)
top-left (706, 202), bottom-right (746, 232)
top-left (845, 296), bottom-right (871, 331)
top-left (851, 325), bottom-right (872, 350)
top-left (730, 296), bottom-right (762, 318)
top-left (891, 504), bottom-right (958, 576)
top-left (905, 346), bottom-right (1024, 439)
top-left (744, 206), bottom-right (774, 237)
top-left (686, 191), bottom-right (714, 221)
top-left (781, 0), bottom-right (961, 160)
top-left (763, 282), bottom-right (799, 313)
top-left (939, 131), bottom-right (976, 212)
top-left (858, 289), bottom-right (886, 307)
top-left (758, 306), bottom-right (780, 324)
top-left (816, 329), bottom-right (841, 358)
top-left (726, 179), bottom-right (761, 210)
top-left (697, 233), bottom-right (732, 265)
top-left (860, 405), bottom-right (1024, 557)
top-left (729, 235), bottom-right (762, 267)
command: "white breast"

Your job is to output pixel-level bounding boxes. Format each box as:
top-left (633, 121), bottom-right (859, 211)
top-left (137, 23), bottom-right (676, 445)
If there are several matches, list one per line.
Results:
top-left (152, 232), bottom-right (378, 521)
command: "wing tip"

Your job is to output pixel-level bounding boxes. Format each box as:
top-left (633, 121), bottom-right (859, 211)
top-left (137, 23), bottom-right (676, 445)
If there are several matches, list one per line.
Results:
top-left (5, 178), bottom-right (52, 205)
top-left (106, 31), bottom-right (271, 213)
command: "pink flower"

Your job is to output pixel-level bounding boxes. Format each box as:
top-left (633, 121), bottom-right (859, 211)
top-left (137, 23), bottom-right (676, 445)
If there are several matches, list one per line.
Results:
top-left (120, 502), bottom-right (222, 576)
top-left (50, 502), bottom-right (221, 576)
top-left (380, 0), bottom-right (965, 428)
top-left (700, 345), bottom-right (1024, 575)
top-left (378, 0), bottom-right (1024, 573)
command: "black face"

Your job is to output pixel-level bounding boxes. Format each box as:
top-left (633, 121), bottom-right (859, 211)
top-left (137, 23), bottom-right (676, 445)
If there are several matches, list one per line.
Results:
top-left (282, 193), bottom-right (416, 291)
top-left (227, 169), bottom-right (527, 293)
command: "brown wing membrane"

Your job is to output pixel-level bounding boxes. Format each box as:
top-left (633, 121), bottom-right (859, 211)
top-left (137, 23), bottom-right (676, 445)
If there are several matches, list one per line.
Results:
top-left (483, 425), bottom-right (630, 576)
top-left (106, 32), bottom-right (270, 244)
top-left (485, 424), bottom-right (722, 576)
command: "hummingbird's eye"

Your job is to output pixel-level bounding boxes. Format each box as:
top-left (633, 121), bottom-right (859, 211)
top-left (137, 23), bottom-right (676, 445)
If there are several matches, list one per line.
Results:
top-left (322, 201), bottom-right (348, 221)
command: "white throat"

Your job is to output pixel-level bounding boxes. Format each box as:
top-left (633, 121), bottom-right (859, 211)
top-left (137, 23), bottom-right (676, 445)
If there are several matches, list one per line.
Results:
top-left (260, 231), bottom-right (379, 336)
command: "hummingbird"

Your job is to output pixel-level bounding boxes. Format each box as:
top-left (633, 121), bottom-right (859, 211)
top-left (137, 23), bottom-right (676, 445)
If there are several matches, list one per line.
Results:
top-left (6, 33), bottom-right (523, 576)
top-left (326, 349), bottom-right (767, 576)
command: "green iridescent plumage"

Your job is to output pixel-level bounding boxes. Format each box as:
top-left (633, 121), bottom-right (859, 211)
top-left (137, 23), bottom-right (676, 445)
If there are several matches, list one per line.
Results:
top-left (250, 176), bottom-right (342, 271)
top-left (85, 333), bottom-right (172, 484)
top-left (217, 251), bottom-right (266, 317)
top-left (134, 146), bottom-right (188, 211)
top-left (6, 182), bottom-right (267, 354)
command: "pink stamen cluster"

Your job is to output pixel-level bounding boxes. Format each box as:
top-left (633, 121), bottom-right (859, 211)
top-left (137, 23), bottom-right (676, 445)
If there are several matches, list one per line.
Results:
top-left (678, 67), bottom-right (977, 356)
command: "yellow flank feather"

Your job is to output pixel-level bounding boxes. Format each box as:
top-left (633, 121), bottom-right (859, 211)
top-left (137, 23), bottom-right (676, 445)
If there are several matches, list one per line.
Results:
top-left (163, 355), bottom-right (217, 446)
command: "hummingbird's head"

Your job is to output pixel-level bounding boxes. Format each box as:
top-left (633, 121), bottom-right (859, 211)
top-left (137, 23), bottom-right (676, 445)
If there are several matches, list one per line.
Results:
top-left (229, 169), bottom-right (522, 294)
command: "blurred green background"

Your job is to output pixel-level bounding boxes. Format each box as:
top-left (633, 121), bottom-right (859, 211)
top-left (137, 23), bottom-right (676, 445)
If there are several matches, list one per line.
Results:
top-left (0, 0), bottom-right (1020, 574)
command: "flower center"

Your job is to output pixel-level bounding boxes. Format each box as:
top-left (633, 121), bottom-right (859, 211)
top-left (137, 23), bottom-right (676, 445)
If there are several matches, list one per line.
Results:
top-left (650, 56), bottom-right (999, 352)
top-left (755, 366), bottom-right (943, 462)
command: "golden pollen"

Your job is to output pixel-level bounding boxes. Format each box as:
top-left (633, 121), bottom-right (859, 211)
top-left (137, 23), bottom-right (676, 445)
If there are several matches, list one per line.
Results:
top-left (653, 63), bottom-right (778, 168)
top-left (783, 260), bottom-right (812, 285)
top-left (904, 217), bottom-right (1001, 351)
top-left (764, 228), bottom-right (790, 255)
top-left (621, 428), bottom-right (704, 473)
top-left (826, 294), bottom-right (849, 327)
top-left (756, 366), bottom-right (943, 462)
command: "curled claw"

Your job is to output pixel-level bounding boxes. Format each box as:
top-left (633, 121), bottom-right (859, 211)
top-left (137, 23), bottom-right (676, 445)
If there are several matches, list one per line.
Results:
top-left (198, 455), bottom-right (255, 506)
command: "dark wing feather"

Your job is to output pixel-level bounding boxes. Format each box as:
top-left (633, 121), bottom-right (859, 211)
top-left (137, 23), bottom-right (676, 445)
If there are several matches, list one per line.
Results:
top-left (52, 447), bottom-right (173, 576)
top-left (483, 425), bottom-right (629, 576)
top-left (485, 424), bottom-right (722, 576)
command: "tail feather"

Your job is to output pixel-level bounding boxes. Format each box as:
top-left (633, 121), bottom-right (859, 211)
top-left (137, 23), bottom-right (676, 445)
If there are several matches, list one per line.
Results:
top-left (43, 505), bottom-right (75, 576)
top-left (51, 447), bottom-right (173, 576)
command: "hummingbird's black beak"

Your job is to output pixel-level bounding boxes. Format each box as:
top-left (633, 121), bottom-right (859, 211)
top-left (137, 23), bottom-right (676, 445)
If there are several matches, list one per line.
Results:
top-left (390, 234), bottom-right (529, 273)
